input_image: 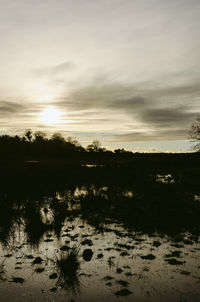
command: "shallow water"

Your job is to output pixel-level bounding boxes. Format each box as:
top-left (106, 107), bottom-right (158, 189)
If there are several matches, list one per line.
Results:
top-left (0, 181), bottom-right (200, 302)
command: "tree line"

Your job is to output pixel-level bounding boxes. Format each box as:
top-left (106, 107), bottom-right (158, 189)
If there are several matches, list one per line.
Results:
top-left (0, 116), bottom-right (200, 159)
top-left (0, 129), bottom-right (132, 159)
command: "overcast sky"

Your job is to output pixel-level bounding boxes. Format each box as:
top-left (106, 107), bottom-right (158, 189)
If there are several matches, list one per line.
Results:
top-left (0, 0), bottom-right (200, 152)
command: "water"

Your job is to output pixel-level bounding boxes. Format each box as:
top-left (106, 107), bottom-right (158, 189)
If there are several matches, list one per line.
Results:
top-left (0, 179), bottom-right (200, 302)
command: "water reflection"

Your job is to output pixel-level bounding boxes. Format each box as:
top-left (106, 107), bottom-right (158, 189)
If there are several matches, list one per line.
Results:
top-left (0, 173), bottom-right (200, 301)
top-left (55, 247), bottom-right (80, 294)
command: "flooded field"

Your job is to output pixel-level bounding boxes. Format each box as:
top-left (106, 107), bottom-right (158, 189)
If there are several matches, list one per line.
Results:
top-left (0, 173), bottom-right (200, 302)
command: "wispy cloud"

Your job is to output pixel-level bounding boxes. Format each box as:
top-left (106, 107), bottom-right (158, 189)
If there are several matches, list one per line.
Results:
top-left (110, 129), bottom-right (188, 142)
top-left (53, 78), bottom-right (200, 141)
top-left (33, 61), bottom-right (75, 78)
top-left (0, 101), bottom-right (25, 115)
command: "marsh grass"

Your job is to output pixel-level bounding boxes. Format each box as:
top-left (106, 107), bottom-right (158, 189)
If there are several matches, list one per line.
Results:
top-left (56, 246), bottom-right (80, 294)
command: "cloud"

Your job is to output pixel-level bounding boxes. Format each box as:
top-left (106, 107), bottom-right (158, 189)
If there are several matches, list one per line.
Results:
top-left (33, 61), bottom-right (75, 77)
top-left (57, 84), bottom-right (147, 111)
top-left (139, 107), bottom-right (195, 127)
top-left (55, 78), bottom-right (200, 141)
top-left (0, 101), bottom-right (25, 115)
top-left (144, 147), bottom-right (165, 153)
top-left (111, 129), bottom-right (188, 142)
top-left (1, 77), bottom-right (199, 143)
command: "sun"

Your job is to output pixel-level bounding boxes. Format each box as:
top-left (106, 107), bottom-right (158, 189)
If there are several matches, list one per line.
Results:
top-left (40, 107), bottom-right (62, 124)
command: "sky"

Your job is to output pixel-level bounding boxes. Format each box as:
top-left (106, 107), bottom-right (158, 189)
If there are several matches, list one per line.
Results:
top-left (0, 0), bottom-right (200, 152)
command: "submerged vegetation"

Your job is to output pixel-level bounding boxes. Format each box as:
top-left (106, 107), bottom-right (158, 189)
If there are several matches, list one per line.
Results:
top-left (0, 164), bottom-right (200, 301)
top-left (56, 248), bottom-right (80, 294)
top-left (0, 170), bottom-right (200, 246)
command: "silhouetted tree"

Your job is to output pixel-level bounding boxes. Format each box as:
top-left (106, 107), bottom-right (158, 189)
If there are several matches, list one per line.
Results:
top-left (114, 148), bottom-right (125, 154)
top-left (66, 137), bottom-right (82, 148)
top-left (24, 129), bottom-right (32, 142)
top-left (86, 140), bottom-right (103, 152)
top-left (51, 132), bottom-right (65, 143)
top-left (189, 116), bottom-right (200, 151)
top-left (34, 131), bottom-right (47, 142)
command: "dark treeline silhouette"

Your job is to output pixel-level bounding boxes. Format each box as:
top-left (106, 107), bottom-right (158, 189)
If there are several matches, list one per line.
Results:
top-left (0, 130), bottom-right (85, 159)
top-left (0, 128), bottom-right (200, 161)
top-left (0, 128), bottom-right (200, 180)
top-left (2, 115), bottom-right (200, 160)
top-left (3, 129), bottom-right (184, 159)
top-left (0, 130), bottom-right (137, 165)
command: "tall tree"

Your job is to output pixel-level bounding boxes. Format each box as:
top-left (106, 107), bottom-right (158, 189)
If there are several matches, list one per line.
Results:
top-left (189, 116), bottom-right (200, 151)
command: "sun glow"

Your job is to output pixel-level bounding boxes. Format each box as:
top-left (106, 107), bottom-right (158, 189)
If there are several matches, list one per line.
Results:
top-left (40, 107), bottom-right (62, 124)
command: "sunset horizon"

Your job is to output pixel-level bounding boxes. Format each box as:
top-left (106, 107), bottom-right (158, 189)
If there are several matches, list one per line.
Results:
top-left (1, 0), bottom-right (200, 152)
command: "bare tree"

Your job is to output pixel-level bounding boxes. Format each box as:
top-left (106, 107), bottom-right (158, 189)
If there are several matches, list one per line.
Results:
top-left (24, 129), bottom-right (32, 142)
top-left (86, 140), bottom-right (102, 152)
top-left (34, 131), bottom-right (47, 142)
top-left (188, 116), bottom-right (200, 151)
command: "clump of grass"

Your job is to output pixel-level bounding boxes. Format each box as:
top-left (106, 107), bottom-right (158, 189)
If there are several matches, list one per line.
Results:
top-left (12, 277), bottom-right (25, 283)
top-left (56, 247), bottom-right (80, 294)
top-left (108, 256), bottom-right (115, 268)
top-left (116, 280), bottom-right (129, 287)
top-left (165, 251), bottom-right (182, 258)
top-left (115, 288), bottom-right (132, 296)
top-left (180, 270), bottom-right (190, 275)
top-left (49, 273), bottom-right (58, 279)
top-left (165, 258), bottom-right (185, 265)
top-left (102, 275), bottom-right (113, 281)
top-left (32, 256), bottom-right (43, 265)
top-left (141, 254), bottom-right (156, 260)
top-left (35, 267), bottom-right (45, 273)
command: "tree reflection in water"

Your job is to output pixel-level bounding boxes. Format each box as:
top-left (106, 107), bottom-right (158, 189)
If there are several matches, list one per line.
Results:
top-left (0, 171), bottom-right (199, 301)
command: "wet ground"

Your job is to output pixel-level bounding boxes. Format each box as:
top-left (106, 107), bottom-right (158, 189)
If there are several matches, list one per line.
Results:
top-left (0, 173), bottom-right (200, 302)
top-left (1, 218), bottom-right (200, 302)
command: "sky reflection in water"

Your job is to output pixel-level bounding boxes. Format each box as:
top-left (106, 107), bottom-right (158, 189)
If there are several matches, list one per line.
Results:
top-left (0, 181), bottom-right (200, 302)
